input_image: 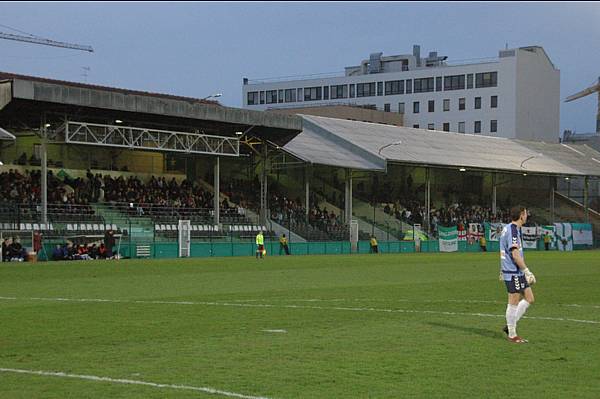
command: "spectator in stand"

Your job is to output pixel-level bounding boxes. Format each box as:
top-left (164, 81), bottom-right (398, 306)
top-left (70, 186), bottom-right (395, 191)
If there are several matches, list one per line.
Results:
top-left (544, 232), bottom-right (551, 251)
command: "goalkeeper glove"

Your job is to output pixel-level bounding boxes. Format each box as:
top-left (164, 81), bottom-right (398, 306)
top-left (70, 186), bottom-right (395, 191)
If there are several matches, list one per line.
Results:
top-left (523, 267), bottom-right (536, 285)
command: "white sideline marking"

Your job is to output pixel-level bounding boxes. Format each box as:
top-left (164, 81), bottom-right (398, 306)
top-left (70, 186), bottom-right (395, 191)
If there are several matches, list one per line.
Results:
top-left (262, 329), bottom-right (287, 334)
top-left (231, 297), bottom-right (600, 309)
top-left (0, 368), bottom-right (274, 399)
top-left (1, 296), bottom-right (599, 325)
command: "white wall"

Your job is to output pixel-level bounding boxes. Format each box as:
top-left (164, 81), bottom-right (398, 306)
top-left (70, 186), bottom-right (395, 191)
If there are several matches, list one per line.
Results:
top-left (515, 48), bottom-right (561, 142)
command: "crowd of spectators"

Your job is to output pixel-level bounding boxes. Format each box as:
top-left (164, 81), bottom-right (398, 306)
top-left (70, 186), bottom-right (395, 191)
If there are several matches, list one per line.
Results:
top-left (0, 169), bottom-right (96, 221)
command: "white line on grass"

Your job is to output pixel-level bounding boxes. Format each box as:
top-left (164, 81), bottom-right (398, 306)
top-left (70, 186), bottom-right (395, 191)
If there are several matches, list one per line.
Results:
top-left (229, 297), bottom-right (600, 309)
top-left (261, 329), bottom-right (287, 333)
top-left (1, 296), bottom-right (598, 325)
top-left (0, 368), bottom-right (275, 399)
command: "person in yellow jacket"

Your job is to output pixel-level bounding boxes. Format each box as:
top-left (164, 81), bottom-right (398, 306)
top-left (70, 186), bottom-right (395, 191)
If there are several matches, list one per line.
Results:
top-left (369, 235), bottom-right (379, 253)
top-left (256, 231), bottom-right (265, 259)
top-left (479, 235), bottom-right (487, 252)
top-left (544, 232), bottom-right (551, 251)
top-left (279, 233), bottom-right (290, 256)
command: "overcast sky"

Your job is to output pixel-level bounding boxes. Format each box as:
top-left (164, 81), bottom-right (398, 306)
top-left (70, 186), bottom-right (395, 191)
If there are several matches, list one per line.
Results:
top-left (1, 2), bottom-right (599, 134)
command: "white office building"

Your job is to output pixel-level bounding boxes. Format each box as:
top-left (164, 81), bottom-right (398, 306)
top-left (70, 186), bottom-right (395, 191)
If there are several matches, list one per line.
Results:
top-left (242, 45), bottom-right (560, 142)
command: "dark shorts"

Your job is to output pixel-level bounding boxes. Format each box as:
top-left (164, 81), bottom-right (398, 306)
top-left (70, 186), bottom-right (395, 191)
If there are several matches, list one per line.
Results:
top-left (257, 245), bottom-right (264, 251)
top-left (505, 275), bottom-right (529, 294)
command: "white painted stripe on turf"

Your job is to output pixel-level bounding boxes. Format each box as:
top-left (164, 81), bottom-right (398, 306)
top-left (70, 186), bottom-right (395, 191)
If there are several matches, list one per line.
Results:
top-left (0, 368), bottom-right (275, 399)
top-left (1, 296), bottom-right (599, 325)
top-left (262, 329), bottom-right (287, 333)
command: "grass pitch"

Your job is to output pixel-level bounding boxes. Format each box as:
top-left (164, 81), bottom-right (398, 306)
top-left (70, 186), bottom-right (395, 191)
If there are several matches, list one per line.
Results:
top-left (1, 251), bottom-right (599, 398)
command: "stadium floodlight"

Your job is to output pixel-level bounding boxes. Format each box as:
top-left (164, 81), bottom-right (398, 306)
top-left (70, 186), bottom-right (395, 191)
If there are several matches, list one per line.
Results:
top-left (378, 140), bottom-right (403, 156)
top-left (115, 119), bottom-right (123, 124)
top-left (459, 168), bottom-right (466, 172)
top-left (44, 123), bottom-right (51, 128)
top-left (0, 161), bottom-right (3, 166)
top-left (202, 93), bottom-right (222, 100)
top-left (235, 131), bottom-right (243, 136)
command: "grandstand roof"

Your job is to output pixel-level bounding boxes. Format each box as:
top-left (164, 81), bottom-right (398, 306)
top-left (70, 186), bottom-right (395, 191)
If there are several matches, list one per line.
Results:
top-left (0, 126), bottom-right (15, 140)
top-left (283, 115), bottom-right (600, 177)
top-left (0, 71), bottom-right (302, 145)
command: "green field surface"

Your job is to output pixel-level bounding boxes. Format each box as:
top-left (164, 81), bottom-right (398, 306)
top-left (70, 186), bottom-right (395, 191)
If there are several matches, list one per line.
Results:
top-left (1, 251), bottom-right (599, 398)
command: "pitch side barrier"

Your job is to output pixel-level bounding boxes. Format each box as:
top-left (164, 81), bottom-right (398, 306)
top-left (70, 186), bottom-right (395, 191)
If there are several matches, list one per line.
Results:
top-left (27, 239), bottom-right (592, 261)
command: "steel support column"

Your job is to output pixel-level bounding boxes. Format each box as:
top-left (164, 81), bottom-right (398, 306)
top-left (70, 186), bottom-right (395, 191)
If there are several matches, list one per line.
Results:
top-left (492, 172), bottom-right (497, 217)
top-left (345, 169), bottom-right (353, 224)
top-left (41, 119), bottom-right (48, 224)
top-left (584, 176), bottom-right (590, 223)
top-left (425, 168), bottom-right (431, 234)
top-left (260, 142), bottom-right (268, 226)
top-left (214, 156), bottom-right (220, 226)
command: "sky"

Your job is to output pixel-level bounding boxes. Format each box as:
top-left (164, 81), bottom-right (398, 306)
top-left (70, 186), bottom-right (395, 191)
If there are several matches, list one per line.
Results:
top-left (1, 1), bottom-right (599, 135)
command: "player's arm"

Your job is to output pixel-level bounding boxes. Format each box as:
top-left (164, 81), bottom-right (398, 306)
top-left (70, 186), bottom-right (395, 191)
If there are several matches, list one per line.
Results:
top-left (511, 248), bottom-right (536, 284)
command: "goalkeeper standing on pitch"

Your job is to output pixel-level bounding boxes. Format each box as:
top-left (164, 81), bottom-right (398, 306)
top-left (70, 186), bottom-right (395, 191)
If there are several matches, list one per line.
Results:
top-left (499, 206), bottom-right (536, 343)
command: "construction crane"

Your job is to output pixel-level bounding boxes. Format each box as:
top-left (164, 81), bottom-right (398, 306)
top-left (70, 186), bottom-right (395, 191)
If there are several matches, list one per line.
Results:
top-left (565, 77), bottom-right (600, 133)
top-left (0, 30), bottom-right (93, 52)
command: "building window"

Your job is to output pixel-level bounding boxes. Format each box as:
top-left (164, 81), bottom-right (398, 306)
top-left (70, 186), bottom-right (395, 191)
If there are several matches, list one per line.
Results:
top-left (414, 77), bottom-right (435, 93)
top-left (436, 76), bottom-right (443, 92)
top-left (304, 86), bottom-right (322, 101)
top-left (443, 99), bottom-right (450, 111)
top-left (323, 86), bottom-right (329, 100)
top-left (284, 89), bottom-right (296, 103)
top-left (297, 88), bottom-right (303, 102)
top-left (278, 90), bottom-right (284, 103)
top-left (384, 103), bottom-right (391, 112)
top-left (475, 71), bottom-right (498, 88)
top-left (247, 91), bottom-right (258, 105)
top-left (491, 120), bottom-right (498, 133)
top-left (475, 97), bottom-right (482, 109)
top-left (474, 121), bottom-right (482, 134)
top-left (413, 101), bottom-right (420, 113)
top-left (406, 79), bottom-right (412, 94)
top-left (467, 74), bottom-right (474, 89)
top-left (330, 85), bottom-right (348, 99)
top-left (413, 124), bottom-right (420, 129)
top-left (265, 90), bottom-right (278, 104)
top-left (459, 97), bottom-right (466, 110)
top-left (458, 122), bottom-right (465, 133)
top-left (428, 123), bottom-right (435, 130)
top-left (260, 91), bottom-right (265, 104)
top-left (428, 100), bottom-right (435, 112)
top-left (443, 74), bottom-right (465, 91)
top-left (385, 80), bottom-right (404, 95)
top-left (377, 82), bottom-right (383, 96)
top-left (443, 123), bottom-right (450, 132)
top-left (398, 102), bottom-right (405, 113)
top-left (357, 82), bottom-right (376, 97)
top-left (491, 95), bottom-right (498, 108)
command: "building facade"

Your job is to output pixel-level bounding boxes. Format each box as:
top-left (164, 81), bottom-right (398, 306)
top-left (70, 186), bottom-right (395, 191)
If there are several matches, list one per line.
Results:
top-left (242, 45), bottom-right (560, 142)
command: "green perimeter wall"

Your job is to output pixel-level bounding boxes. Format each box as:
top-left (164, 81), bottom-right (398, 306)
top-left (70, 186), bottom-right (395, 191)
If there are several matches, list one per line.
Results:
top-left (34, 239), bottom-right (590, 261)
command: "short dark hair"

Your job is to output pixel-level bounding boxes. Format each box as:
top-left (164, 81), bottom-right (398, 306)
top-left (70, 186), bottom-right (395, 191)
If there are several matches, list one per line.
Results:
top-left (510, 206), bottom-right (527, 221)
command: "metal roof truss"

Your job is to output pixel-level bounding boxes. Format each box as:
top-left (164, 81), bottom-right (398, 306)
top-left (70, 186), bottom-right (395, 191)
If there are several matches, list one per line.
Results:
top-left (61, 121), bottom-right (239, 156)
